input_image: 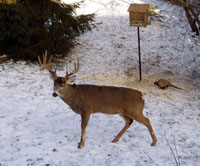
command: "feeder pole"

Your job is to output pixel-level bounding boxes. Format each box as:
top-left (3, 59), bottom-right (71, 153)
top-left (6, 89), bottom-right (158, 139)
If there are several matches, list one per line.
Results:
top-left (137, 26), bottom-right (142, 81)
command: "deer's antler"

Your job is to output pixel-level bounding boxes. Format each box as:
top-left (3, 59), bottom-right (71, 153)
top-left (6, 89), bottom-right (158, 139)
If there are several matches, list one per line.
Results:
top-left (38, 50), bottom-right (56, 77)
top-left (64, 57), bottom-right (79, 80)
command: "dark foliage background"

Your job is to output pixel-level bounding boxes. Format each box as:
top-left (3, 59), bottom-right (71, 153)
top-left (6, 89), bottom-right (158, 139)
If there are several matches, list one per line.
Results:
top-left (0, 0), bottom-right (95, 62)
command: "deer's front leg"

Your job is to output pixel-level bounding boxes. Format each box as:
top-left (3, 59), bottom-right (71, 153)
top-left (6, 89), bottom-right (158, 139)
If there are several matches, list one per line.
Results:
top-left (78, 113), bottom-right (90, 149)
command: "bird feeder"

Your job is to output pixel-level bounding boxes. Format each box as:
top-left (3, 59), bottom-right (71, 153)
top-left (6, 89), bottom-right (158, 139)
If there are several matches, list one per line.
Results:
top-left (128, 3), bottom-right (150, 81)
top-left (128, 3), bottom-right (150, 27)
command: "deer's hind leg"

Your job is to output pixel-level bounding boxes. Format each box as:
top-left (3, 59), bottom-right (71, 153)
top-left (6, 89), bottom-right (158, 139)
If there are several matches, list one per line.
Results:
top-left (112, 115), bottom-right (133, 143)
top-left (133, 114), bottom-right (157, 146)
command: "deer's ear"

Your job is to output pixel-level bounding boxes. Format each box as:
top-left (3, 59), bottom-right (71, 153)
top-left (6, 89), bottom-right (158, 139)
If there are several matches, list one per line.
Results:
top-left (49, 71), bottom-right (57, 80)
top-left (49, 73), bottom-right (54, 80)
top-left (67, 75), bottom-right (76, 84)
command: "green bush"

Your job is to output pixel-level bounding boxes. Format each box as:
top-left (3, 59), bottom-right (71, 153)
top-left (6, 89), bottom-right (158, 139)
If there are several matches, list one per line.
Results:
top-left (0, 0), bottom-right (95, 62)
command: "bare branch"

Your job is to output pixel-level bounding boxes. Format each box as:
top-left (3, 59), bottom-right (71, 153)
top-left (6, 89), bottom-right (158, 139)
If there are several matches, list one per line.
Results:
top-left (164, 133), bottom-right (180, 166)
top-left (173, 136), bottom-right (181, 166)
top-left (143, 151), bottom-right (159, 166)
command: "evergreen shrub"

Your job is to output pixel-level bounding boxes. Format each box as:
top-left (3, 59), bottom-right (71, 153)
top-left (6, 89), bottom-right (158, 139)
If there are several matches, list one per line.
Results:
top-left (0, 0), bottom-right (95, 62)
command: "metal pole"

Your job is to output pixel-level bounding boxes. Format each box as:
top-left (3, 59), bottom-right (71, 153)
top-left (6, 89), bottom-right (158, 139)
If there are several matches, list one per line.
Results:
top-left (137, 26), bottom-right (142, 81)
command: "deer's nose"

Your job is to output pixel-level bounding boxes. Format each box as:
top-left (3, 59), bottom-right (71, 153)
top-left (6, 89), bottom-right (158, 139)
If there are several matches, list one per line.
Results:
top-left (52, 92), bottom-right (58, 97)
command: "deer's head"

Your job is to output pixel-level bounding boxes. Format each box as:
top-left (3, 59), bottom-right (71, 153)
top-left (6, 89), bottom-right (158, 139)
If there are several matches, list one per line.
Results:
top-left (38, 51), bottom-right (79, 97)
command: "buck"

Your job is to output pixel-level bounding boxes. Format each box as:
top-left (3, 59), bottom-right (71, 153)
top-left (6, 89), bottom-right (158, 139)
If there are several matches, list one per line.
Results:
top-left (38, 54), bottom-right (157, 149)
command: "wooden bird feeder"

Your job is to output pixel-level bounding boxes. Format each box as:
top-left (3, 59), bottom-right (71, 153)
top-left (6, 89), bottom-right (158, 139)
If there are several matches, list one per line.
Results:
top-left (128, 3), bottom-right (150, 81)
top-left (128, 3), bottom-right (150, 27)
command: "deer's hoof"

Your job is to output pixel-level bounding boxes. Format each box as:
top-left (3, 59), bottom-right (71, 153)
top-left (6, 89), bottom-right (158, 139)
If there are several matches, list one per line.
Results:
top-left (78, 143), bottom-right (84, 149)
top-left (112, 138), bottom-right (119, 143)
top-left (151, 141), bottom-right (157, 146)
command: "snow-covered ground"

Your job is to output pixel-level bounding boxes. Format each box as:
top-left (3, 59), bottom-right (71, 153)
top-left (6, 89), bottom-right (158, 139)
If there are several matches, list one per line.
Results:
top-left (0, 0), bottom-right (200, 165)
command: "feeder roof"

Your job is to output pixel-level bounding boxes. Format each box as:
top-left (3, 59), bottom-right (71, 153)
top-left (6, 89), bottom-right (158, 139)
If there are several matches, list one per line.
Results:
top-left (128, 3), bottom-right (149, 13)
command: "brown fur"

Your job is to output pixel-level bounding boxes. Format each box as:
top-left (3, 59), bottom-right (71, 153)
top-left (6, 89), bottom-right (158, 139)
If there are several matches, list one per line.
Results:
top-left (39, 55), bottom-right (157, 149)
top-left (54, 82), bottom-right (157, 148)
top-left (154, 79), bottom-right (183, 90)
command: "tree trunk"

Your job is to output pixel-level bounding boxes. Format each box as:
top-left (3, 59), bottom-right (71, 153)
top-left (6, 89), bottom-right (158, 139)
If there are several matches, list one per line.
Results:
top-left (184, 7), bottom-right (199, 35)
top-left (190, 7), bottom-right (200, 31)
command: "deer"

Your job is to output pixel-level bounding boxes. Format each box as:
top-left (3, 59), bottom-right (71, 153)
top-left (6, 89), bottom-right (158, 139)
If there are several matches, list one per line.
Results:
top-left (38, 53), bottom-right (157, 149)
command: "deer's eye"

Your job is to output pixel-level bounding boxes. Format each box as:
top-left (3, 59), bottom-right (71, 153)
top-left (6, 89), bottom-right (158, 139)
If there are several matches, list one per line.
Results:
top-left (55, 78), bottom-right (65, 85)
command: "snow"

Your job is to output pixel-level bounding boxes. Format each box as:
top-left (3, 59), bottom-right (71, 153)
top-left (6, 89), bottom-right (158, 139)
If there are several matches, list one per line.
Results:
top-left (0, 0), bottom-right (200, 165)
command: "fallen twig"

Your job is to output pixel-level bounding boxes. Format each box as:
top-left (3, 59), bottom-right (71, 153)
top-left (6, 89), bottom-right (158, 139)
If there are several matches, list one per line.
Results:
top-left (143, 150), bottom-right (159, 166)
